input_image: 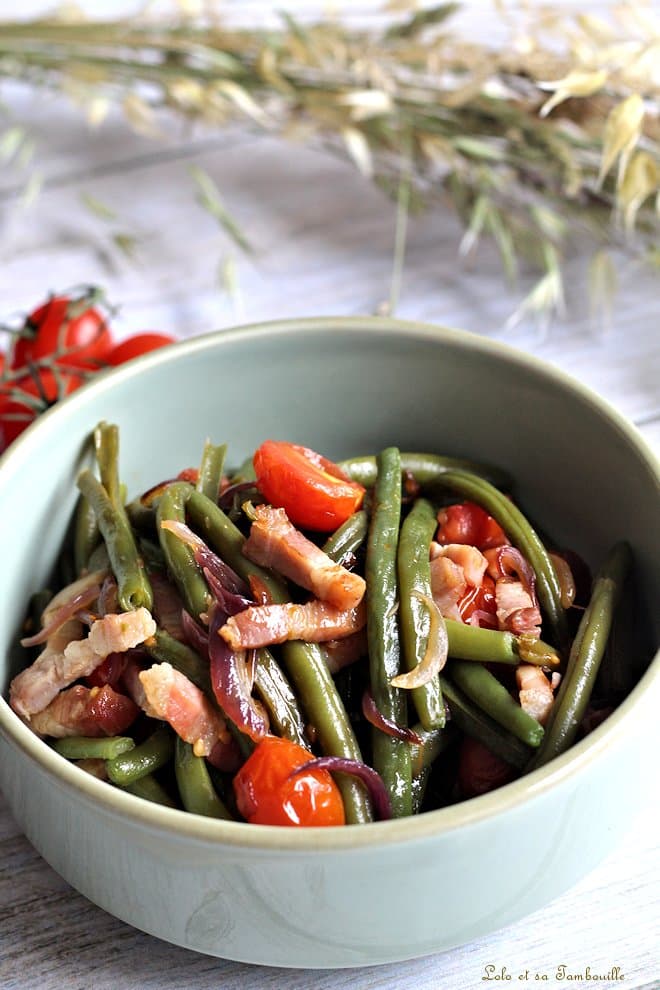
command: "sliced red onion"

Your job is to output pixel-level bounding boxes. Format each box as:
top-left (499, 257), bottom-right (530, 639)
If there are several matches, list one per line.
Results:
top-left (218, 481), bottom-right (260, 511)
top-left (361, 690), bottom-right (422, 745)
top-left (20, 583), bottom-right (102, 647)
top-left (290, 756), bottom-right (392, 821)
top-left (208, 600), bottom-right (269, 742)
top-left (203, 567), bottom-right (252, 615)
top-left (390, 591), bottom-right (448, 689)
top-left (495, 546), bottom-right (538, 602)
top-left (549, 552), bottom-right (577, 608)
top-left (160, 518), bottom-right (248, 596)
top-left (181, 609), bottom-right (210, 655)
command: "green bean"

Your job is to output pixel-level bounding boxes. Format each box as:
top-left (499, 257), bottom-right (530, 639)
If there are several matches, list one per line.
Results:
top-left (431, 469), bottom-right (569, 648)
top-left (156, 482), bottom-right (210, 620)
top-left (438, 675), bottom-right (531, 769)
top-left (77, 470), bottom-right (153, 612)
top-left (322, 510), bottom-right (368, 565)
top-left (340, 452), bottom-right (511, 491)
top-left (449, 660), bottom-right (544, 748)
top-left (254, 649), bottom-right (308, 747)
top-left (397, 498), bottom-right (446, 730)
top-left (174, 738), bottom-right (233, 819)
top-left (531, 542), bottom-right (631, 769)
top-left (106, 725), bottom-right (174, 786)
top-left (445, 619), bottom-right (560, 669)
top-left (196, 441), bottom-right (227, 503)
top-left (73, 492), bottom-right (100, 575)
top-left (186, 489), bottom-right (287, 603)
top-left (123, 773), bottom-right (178, 808)
top-left (281, 641), bottom-right (372, 824)
top-left (365, 447), bottom-right (412, 819)
top-left (52, 736), bottom-right (135, 761)
top-left (94, 421), bottom-right (122, 507)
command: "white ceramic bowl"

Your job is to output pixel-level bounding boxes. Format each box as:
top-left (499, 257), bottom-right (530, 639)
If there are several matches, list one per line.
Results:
top-left (0, 318), bottom-right (658, 968)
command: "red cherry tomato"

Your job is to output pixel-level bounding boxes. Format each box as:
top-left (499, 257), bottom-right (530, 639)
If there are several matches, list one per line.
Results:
top-left (106, 333), bottom-right (175, 365)
top-left (233, 736), bottom-right (346, 827)
top-left (436, 501), bottom-right (507, 551)
top-left (12, 293), bottom-right (113, 372)
top-left (458, 574), bottom-right (497, 627)
top-left (0, 368), bottom-right (83, 452)
top-left (253, 440), bottom-right (365, 532)
top-left (458, 737), bottom-right (515, 798)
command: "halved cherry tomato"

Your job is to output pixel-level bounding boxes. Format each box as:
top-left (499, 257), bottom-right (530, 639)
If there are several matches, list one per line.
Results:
top-left (106, 332), bottom-right (175, 365)
top-left (253, 440), bottom-right (365, 532)
top-left (457, 736), bottom-right (515, 798)
top-left (458, 574), bottom-right (497, 627)
top-left (11, 293), bottom-right (113, 372)
top-left (0, 368), bottom-right (83, 452)
top-left (233, 736), bottom-right (346, 827)
top-left (436, 501), bottom-right (507, 551)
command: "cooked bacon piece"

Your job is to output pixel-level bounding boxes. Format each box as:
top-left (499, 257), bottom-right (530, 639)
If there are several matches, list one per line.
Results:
top-left (220, 599), bottom-right (366, 650)
top-left (242, 504), bottom-right (366, 610)
top-left (139, 662), bottom-right (230, 757)
top-left (430, 543), bottom-right (488, 588)
top-left (429, 543), bottom-right (488, 621)
top-left (10, 607), bottom-right (157, 719)
top-left (29, 684), bottom-right (139, 738)
top-left (429, 556), bottom-right (466, 620)
top-left (494, 579), bottom-right (542, 638)
top-left (516, 664), bottom-right (555, 725)
top-left (484, 546), bottom-right (543, 639)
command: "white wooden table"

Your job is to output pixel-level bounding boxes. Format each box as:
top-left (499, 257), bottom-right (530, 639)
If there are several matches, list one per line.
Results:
top-left (1, 3), bottom-right (658, 988)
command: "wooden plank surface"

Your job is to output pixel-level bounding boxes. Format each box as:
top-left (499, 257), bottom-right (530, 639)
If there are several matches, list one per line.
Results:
top-left (1, 2), bottom-right (658, 988)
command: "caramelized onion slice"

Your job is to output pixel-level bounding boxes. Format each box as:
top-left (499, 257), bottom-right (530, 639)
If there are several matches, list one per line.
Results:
top-left (361, 690), bottom-right (422, 745)
top-left (390, 591), bottom-right (448, 689)
top-left (549, 552), bottom-right (577, 608)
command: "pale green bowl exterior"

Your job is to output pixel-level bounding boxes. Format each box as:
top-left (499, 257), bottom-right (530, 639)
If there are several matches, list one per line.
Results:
top-left (0, 318), bottom-right (658, 967)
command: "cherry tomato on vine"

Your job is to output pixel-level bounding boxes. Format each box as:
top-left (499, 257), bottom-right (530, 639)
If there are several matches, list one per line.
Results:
top-left (253, 440), bottom-right (365, 532)
top-left (11, 292), bottom-right (113, 372)
top-left (233, 736), bottom-right (346, 827)
top-left (436, 501), bottom-right (507, 551)
top-left (0, 368), bottom-right (83, 452)
top-left (106, 332), bottom-right (175, 366)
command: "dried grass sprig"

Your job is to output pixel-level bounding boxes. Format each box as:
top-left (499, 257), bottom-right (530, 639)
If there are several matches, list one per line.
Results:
top-left (0, 2), bottom-right (658, 320)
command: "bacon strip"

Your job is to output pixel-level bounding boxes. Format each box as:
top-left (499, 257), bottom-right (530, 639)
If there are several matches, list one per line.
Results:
top-left (139, 662), bottom-right (230, 757)
top-left (516, 664), bottom-right (555, 725)
top-left (10, 607), bottom-right (157, 719)
top-left (29, 684), bottom-right (139, 738)
top-left (242, 504), bottom-right (366, 610)
top-left (220, 599), bottom-right (366, 650)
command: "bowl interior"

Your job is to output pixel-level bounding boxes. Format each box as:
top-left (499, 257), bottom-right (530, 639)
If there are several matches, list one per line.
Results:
top-left (1, 317), bottom-right (658, 820)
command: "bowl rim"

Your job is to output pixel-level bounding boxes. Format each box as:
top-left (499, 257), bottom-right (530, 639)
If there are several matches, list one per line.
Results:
top-left (0, 315), bottom-right (658, 852)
